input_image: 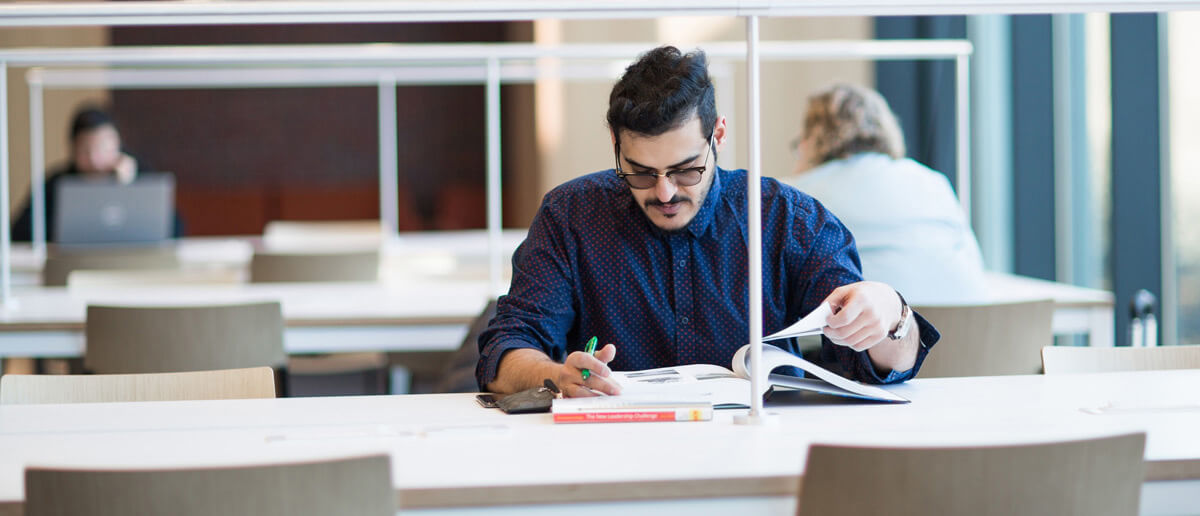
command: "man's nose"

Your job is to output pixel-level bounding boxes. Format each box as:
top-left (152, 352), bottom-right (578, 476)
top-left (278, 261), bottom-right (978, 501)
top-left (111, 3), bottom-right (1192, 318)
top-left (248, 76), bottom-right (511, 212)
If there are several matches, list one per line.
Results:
top-left (655, 175), bottom-right (676, 203)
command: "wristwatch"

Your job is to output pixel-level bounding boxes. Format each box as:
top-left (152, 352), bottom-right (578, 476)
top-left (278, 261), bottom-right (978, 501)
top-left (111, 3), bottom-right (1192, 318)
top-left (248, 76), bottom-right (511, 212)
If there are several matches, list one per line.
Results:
top-left (887, 290), bottom-right (913, 340)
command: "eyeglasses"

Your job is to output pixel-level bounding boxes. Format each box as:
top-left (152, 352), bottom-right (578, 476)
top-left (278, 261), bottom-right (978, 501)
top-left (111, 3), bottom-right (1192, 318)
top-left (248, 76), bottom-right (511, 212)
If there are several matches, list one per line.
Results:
top-left (614, 133), bottom-right (714, 190)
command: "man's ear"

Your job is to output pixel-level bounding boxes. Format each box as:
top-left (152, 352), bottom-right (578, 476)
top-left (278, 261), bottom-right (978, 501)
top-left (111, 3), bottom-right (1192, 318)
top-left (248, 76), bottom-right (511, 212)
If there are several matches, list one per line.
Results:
top-left (712, 116), bottom-right (728, 151)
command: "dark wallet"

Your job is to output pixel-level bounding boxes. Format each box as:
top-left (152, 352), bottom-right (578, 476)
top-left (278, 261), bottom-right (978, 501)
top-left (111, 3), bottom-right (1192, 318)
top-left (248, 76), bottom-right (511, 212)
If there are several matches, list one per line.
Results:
top-left (496, 379), bottom-right (561, 414)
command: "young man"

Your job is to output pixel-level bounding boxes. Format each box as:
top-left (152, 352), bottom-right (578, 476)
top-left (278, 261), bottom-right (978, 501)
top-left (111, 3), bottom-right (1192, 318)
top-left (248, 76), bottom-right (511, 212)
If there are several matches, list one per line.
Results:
top-left (13, 106), bottom-right (144, 242)
top-left (478, 46), bottom-right (938, 397)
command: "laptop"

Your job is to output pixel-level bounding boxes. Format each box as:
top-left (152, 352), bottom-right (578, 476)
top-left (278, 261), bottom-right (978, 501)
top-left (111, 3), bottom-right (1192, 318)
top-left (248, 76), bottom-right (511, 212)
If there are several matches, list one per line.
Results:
top-left (54, 172), bottom-right (175, 245)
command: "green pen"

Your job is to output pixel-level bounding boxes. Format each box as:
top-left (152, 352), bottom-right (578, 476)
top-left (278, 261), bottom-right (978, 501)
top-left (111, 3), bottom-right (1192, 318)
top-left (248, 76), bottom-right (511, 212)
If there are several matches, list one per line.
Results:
top-left (580, 336), bottom-right (599, 380)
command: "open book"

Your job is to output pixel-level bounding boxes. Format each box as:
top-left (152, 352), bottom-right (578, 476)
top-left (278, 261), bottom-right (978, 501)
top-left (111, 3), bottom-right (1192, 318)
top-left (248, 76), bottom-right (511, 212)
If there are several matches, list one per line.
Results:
top-left (608, 302), bottom-right (909, 407)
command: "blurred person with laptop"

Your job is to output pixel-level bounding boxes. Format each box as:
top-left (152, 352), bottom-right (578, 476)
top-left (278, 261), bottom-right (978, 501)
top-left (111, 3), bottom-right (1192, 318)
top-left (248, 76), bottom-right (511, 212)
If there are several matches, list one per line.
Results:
top-left (11, 105), bottom-right (182, 244)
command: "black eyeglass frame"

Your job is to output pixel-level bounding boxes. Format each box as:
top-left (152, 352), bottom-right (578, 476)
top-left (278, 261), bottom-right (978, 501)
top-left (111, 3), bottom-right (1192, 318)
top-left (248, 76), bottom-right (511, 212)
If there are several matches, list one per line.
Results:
top-left (613, 132), bottom-right (715, 190)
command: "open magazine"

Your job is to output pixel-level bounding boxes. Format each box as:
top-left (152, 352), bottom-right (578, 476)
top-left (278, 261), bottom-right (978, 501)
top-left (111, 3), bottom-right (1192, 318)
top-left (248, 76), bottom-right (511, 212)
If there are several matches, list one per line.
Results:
top-left (608, 302), bottom-right (909, 407)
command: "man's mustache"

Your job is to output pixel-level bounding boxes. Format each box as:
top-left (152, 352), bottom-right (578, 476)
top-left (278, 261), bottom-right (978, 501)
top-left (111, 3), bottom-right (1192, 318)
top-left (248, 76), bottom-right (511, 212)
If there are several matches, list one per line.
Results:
top-left (644, 195), bottom-right (692, 208)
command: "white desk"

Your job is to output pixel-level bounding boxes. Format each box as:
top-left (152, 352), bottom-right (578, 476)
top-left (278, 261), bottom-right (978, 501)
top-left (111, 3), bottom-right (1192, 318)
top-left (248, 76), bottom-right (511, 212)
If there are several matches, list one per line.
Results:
top-left (0, 370), bottom-right (1196, 515)
top-left (983, 271), bottom-right (1114, 346)
top-left (0, 280), bottom-right (491, 358)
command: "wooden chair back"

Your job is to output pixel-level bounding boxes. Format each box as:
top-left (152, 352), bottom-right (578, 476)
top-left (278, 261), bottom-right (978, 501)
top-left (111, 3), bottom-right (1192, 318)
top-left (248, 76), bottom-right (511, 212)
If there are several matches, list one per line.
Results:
top-left (1042, 345), bottom-right (1200, 374)
top-left (85, 302), bottom-right (285, 374)
top-left (24, 455), bottom-right (394, 516)
top-left (0, 367), bottom-right (275, 404)
top-left (67, 268), bottom-right (241, 287)
top-left (798, 433), bottom-right (1146, 516)
top-left (43, 247), bottom-right (179, 286)
top-left (914, 300), bottom-right (1054, 377)
top-left (249, 250), bottom-right (379, 283)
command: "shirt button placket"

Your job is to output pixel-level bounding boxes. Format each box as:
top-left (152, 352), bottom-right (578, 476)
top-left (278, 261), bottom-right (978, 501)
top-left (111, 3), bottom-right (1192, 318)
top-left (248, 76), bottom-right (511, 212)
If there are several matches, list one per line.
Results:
top-left (671, 235), bottom-right (694, 361)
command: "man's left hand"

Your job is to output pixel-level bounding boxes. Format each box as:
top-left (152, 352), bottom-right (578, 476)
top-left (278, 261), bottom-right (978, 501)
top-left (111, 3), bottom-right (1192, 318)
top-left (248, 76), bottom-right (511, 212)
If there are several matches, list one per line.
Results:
top-left (822, 281), bottom-right (903, 351)
top-left (821, 281), bottom-right (919, 374)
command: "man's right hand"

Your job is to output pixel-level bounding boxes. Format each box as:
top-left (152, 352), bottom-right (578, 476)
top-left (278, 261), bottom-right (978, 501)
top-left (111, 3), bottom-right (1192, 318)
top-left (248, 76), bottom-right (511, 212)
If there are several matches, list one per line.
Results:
top-left (558, 344), bottom-right (621, 397)
top-left (487, 345), bottom-right (622, 397)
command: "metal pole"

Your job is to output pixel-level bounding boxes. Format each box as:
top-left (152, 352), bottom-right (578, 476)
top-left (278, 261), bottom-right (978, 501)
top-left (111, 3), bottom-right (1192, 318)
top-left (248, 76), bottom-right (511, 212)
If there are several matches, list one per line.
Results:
top-left (0, 61), bottom-right (12, 306)
top-left (955, 53), bottom-right (972, 222)
top-left (29, 74), bottom-right (45, 261)
top-left (485, 57), bottom-right (503, 298)
top-left (377, 75), bottom-right (398, 235)
top-left (735, 16), bottom-right (768, 425)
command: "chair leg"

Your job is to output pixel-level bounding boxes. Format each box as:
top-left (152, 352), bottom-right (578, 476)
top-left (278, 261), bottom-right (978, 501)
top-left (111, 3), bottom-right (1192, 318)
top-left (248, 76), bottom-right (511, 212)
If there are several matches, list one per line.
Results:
top-left (275, 367), bottom-right (290, 398)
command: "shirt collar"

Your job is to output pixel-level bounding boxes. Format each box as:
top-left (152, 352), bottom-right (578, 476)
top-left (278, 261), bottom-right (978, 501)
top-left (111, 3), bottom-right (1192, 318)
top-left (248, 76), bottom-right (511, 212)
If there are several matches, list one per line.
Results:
top-left (682, 166), bottom-right (723, 238)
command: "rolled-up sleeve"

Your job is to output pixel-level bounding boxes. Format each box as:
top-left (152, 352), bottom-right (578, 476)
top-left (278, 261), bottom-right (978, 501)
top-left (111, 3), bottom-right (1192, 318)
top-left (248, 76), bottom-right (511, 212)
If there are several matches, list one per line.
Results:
top-left (476, 200), bottom-right (577, 389)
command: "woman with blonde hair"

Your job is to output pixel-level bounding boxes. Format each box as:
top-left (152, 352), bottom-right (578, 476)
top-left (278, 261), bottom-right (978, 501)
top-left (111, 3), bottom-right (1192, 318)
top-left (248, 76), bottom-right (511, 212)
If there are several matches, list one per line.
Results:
top-left (786, 83), bottom-right (988, 304)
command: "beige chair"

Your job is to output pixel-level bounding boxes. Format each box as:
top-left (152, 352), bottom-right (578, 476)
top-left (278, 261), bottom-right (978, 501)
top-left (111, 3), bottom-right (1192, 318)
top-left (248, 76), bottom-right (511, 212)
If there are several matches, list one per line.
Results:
top-left (85, 302), bottom-right (286, 374)
top-left (797, 433), bottom-right (1146, 516)
top-left (248, 249), bottom-right (386, 394)
top-left (249, 250), bottom-right (379, 283)
top-left (67, 268), bottom-right (242, 287)
top-left (428, 299), bottom-right (497, 393)
top-left (262, 219), bottom-right (383, 249)
top-left (0, 367), bottom-right (275, 404)
top-left (913, 300), bottom-right (1055, 378)
top-left (1042, 345), bottom-right (1200, 374)
top-left (24, 455), bottom-right (394, 516)
top-left (42, 247), bottom-right (180, 286)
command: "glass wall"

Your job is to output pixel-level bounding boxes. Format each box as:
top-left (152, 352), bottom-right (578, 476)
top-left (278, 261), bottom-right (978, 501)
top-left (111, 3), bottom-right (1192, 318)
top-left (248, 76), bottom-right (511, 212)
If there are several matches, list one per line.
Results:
top-left (1168, 12), bottom-right (1200, 345)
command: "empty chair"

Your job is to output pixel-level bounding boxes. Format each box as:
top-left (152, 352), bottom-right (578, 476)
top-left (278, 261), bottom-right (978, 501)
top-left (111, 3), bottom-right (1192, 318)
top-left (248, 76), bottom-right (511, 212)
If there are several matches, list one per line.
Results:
top-left (249, 250), bottom-right (379, 283)
top-left (24, 455), bottom-right (394, 516)
top-left (798, 433), bottom-right (1146, 516)
top-left (913, 300), bottom-right (1054, 378)
top-left (263, 219), bottom-right (383, 250)
top-left (42, 246), bottom-right (179, 286)
top-left (85, 302), bottom-right (285, 374)
top-left (248, 248), bottom-right (385, 395)
top-left (1042, 345), bottom-right (1200, 374)
top-left (428, 299), bottom-right (497, 393)
top-left (67, 268), bottom-right (242, 287)
top-left (0, 367), bottom-right (275, 404)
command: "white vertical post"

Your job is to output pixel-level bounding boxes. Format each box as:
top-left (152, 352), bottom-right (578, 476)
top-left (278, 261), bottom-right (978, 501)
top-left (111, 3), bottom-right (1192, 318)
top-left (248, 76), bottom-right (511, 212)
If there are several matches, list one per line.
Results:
top-left (0, 61), bottom-right (11, 307)
top-left (485, 57), bottom-right (503, 298)
top-left (955, 54), bottom-right (972, 222)
top-left (735, 16), bottom-right (768, 425)
top-left (29, 75), bottom-right (45, 261)
top-left (378, 76), bottom-right (399, 235)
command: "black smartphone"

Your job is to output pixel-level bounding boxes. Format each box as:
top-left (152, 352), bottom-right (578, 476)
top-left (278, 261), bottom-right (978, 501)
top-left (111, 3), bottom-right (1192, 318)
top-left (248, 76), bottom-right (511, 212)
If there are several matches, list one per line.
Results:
top-left (475, 393), bottom-right (500, 409)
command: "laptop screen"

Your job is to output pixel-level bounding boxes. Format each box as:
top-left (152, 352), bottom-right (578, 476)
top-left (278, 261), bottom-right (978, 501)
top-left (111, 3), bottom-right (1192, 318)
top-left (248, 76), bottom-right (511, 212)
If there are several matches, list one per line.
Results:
top-left (53, 172), bottom-right (175, 245)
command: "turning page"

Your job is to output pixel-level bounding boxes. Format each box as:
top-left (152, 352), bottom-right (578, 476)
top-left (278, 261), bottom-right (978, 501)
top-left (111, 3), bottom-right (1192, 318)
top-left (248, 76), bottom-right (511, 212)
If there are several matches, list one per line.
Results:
top-left (764, 302), bottom-right (834, 341)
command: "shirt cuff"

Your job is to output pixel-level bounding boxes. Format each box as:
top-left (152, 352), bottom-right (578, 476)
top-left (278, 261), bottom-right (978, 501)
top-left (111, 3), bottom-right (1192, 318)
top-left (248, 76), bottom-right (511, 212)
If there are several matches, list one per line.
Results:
top-left (857, 311), bottom-right (940, 384)
top-left (881, 367), bottom-right (915, 383)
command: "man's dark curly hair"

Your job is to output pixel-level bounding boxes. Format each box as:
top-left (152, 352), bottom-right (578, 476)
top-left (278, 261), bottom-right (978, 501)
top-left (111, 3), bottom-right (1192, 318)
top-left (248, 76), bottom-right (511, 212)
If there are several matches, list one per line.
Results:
top-left (607, 46), bottom-right (717, 142)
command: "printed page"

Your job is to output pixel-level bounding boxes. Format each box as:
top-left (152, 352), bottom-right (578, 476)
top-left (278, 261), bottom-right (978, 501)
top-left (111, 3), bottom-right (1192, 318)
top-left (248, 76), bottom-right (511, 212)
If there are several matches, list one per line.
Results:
top-left (732, 343), bottom-right (909, 403)
top-left (610, 364), bottom-right (751, 408)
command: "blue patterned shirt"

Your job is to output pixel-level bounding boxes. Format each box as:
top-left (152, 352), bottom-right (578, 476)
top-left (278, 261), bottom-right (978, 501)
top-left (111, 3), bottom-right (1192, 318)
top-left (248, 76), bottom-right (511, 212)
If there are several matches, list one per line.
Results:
top-left (477, 168), bottom-right (937, 389)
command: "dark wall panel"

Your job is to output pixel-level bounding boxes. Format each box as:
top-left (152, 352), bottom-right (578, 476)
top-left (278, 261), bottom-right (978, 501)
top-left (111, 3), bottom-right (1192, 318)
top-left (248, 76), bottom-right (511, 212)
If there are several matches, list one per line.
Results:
top-left (110, 23), bottom-right (517, 235)
top-left (1111, 13), bottom-right (1164, 346)
top-left (1010, 15), bottom-right (1056, 281)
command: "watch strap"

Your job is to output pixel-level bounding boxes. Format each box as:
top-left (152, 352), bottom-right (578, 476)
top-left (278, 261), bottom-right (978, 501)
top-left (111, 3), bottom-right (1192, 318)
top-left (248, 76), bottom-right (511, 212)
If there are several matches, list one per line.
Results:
top-left (887, 290), bottom-right (912, 340)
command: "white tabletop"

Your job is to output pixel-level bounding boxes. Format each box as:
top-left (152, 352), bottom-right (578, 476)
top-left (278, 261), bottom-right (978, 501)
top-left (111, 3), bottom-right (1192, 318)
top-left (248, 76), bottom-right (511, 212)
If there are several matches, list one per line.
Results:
top-left (0, 370), bottom-right (1196, 511)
